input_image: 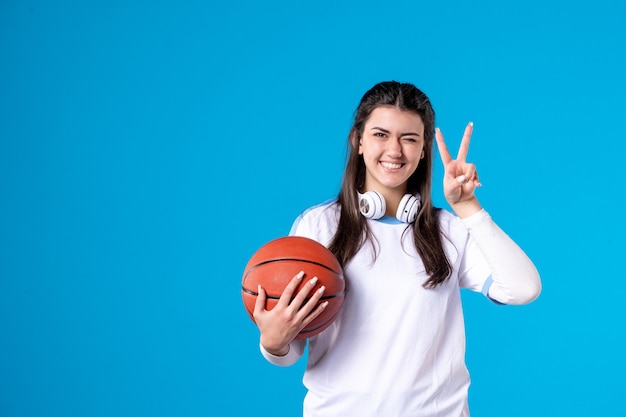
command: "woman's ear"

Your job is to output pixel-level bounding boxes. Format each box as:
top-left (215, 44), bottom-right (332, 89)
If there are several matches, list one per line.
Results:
top-left (350, 128), bottom-right (362, 155)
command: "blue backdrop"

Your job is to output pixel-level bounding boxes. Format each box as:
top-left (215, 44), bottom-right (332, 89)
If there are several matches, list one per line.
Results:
top-left (1, 0), bottom-right (624, 416)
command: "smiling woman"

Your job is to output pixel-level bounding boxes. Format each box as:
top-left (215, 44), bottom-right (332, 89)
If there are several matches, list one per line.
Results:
top-left (249, 80), bottom-right (541, 417)
top-left (358, 105), bottom-right (425, 212)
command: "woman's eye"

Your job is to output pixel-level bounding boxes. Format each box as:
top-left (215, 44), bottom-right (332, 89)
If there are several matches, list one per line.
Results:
top-left (374, 132), bottom-right (386, 138)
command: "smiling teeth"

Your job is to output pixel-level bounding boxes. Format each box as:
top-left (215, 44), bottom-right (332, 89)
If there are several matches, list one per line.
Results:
top-left (381, 162), bottom-right (402, 169)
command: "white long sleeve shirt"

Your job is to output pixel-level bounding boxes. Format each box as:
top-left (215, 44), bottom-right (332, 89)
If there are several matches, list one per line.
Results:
top-left (261, 201), bottom-right (541, 417)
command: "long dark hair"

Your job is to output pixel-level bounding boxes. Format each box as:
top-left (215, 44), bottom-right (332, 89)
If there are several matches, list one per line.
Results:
top-left (328, 81), bottom-right (452, 288)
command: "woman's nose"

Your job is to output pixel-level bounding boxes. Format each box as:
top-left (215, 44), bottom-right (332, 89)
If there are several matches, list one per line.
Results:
top-left (386, 138), bottom-right (402, 157)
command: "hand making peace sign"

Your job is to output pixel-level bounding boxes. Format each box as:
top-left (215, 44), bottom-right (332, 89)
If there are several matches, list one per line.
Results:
top-left (435, 122), bottom-right (483, 218)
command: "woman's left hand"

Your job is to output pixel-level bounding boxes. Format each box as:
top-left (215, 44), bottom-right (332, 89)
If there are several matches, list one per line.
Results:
top-left (435, 122), bottom-right (483, 217)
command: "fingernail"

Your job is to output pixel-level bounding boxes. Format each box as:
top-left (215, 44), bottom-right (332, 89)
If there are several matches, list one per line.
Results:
top-left (469, 121), bottom-right (473, 126)
top-left (310, 277), bottom-right (318, 285)
top-left (321, 301), bottom-right (329, 308)
top-left (258, 285), bottom-right (261, 293)
top-left (296, 271), bottom-right (304, 279)
top-left (317, 285), bottom-right (326, 295)
top-left (456, 175), bottom-right (467, 184)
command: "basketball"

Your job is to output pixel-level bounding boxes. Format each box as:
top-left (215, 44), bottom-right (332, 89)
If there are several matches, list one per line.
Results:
top-left (241, 236), bottom-right (345, 340)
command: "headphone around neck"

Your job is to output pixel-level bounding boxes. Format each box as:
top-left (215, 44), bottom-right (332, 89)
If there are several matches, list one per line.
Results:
top-left (358, 191), bottom-right (421, 223)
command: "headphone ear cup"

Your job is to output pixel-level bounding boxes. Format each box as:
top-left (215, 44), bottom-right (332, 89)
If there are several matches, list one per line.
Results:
top-left (396, 194), bottom-right (421, 223)
top-left (358, 191), bottom-right (386, 219)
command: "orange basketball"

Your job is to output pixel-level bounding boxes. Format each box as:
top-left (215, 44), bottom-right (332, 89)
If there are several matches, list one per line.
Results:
top-left (241, 236), bottom-right (345, 340)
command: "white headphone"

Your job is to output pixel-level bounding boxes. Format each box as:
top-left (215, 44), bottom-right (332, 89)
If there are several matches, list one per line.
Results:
top-left (358, 191), bottom-right (421, 223)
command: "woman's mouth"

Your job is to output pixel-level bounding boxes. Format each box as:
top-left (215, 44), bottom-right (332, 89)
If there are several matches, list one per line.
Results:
top-left (380, 162), bottom-right (403, 170)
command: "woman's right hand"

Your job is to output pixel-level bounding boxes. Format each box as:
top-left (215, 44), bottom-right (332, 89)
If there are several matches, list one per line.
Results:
top-left (254, 271), bottom-right (328, 356)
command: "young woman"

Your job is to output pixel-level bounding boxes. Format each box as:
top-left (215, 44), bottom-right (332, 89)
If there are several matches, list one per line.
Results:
top-left (253, 81), bottom-right (541, 416)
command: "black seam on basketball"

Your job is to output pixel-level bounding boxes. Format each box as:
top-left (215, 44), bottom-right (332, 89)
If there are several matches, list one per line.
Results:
top-left (243, 257), bottom-right (343, 281)
top-left (241, 286), bottom-right (344, 300)
top-left (298, 308), bottom-right (342, 335)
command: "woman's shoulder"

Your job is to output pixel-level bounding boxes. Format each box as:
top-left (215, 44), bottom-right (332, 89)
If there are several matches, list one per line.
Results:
top-left (435, 208), bottom-right (470, 239)
top-left (289, 198), bottom-right (340, 245)
top-left (298, 198), bottom-right (339, 219)
top-left (436, 207), bottom-right (456, 224)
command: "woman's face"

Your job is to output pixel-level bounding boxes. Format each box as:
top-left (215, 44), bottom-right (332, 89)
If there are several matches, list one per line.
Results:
top-left (359, 105), bottom-right (425, 196)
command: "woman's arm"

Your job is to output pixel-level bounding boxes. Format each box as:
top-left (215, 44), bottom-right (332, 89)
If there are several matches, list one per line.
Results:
top-left (436, 123), bottom-right (541, 304)
top-left (461, 209), bottom-right (541, 305)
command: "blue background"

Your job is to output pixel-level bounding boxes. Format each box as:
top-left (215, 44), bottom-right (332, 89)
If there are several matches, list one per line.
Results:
top-left (1, 0), bottom-right (624, 416)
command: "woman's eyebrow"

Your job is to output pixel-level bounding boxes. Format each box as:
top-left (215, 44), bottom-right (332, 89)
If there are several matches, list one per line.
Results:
top-left (370, 126), bottom-right (421, 137)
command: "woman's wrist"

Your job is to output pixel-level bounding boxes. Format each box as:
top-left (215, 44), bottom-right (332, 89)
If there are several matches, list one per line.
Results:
top-left (261, 342), bottom-right (290, 357)
top-left (450, 198), bottom-right (482, 218)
